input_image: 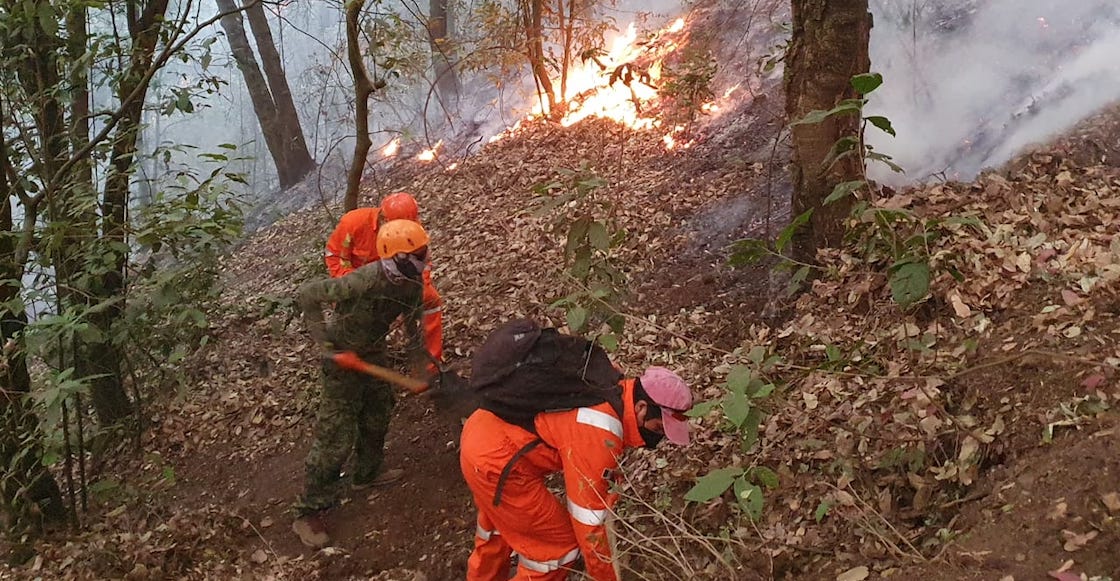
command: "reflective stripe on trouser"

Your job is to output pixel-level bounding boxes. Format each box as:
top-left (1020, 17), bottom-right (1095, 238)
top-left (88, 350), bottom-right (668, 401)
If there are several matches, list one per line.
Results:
top-left (468, 512), bottom-right (512, 581)
top-left (296, 358), bottom-right (395, 516)
top-left (519, 548), bottom-right (581, 573)
top-left (461, 417), bottom-right (582, 580)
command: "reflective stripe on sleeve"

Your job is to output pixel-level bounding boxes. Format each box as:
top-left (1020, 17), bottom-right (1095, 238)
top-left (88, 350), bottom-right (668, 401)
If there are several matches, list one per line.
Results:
top-left (519, 547), bottom-right (581, 573)
top-left (575, 408), bottom-right (623, 439)
top-left (568, 498), bottom-right (609, 526)
top-left (475, 524), bottom-right (499, 541)
top-left (422, 307), bottom-right (442, 316)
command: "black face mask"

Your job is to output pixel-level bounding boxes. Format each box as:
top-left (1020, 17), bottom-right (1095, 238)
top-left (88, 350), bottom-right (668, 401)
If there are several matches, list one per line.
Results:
top-left (393, 253), bottom-right (425, 281)
top-left (639, 426), bottom-right (665, 449)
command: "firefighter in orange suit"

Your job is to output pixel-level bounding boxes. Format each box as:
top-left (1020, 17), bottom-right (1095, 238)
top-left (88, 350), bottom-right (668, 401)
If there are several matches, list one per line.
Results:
top-left (460, 367), bottom-right (694, 580)
top-left (324, 192), bottom-right (443, 364)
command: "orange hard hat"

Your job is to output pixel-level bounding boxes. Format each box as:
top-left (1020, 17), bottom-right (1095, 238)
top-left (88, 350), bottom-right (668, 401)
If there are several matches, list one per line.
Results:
top-left (377, 219), bottom-right (430, 258)
top-left (381, 192), bottom-right (419, 222)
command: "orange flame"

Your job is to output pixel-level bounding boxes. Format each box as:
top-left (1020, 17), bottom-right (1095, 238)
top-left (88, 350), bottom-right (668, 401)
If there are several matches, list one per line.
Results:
top-left (416, 141), bottom-right (442, 161)
top-left (381, 137), bottom-right (401, 157)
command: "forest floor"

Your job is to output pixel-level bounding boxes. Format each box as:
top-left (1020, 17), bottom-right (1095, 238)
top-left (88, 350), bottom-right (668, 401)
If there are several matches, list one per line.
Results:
top-left (5, 2), bottom-right (1120, 579)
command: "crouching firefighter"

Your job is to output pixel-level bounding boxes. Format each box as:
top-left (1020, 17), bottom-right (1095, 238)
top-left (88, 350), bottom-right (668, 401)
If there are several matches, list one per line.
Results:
top-left (459, 319), bottom-right (695, 580)
top-left (291, 219), bottom-right (433, 548)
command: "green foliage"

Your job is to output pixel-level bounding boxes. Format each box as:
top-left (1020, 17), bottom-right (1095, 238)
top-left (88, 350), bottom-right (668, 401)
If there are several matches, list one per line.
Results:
top-left (730, 73), bottom-right (940, 306)
top-left (684, 349), bottom-right (780, 520)
top-left (659, 48), bottom-right (717, 129)
top-left (122, 154), bottom-right (247, 389)
top-left (532, 162), bottom-right (626, 348)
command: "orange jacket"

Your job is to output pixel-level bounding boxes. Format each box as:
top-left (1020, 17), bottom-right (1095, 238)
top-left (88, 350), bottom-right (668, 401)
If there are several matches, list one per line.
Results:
top-left (324, 208), bottom-right (443, 362)
top-left (468, 379), bottom-right (645, 580)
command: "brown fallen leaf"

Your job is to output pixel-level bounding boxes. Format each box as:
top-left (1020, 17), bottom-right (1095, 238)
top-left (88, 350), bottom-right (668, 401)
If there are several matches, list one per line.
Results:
top-left (1061, 529), bottom-right (1098, 551)
top-left (1081, 373), bottom-right (1106, 390)
top-left (250, 549), bottom-right (269, 564)
top-left (1061, 289), bottom-right (1083, 306)
top-left (1102, 492), bottom-right (1120, 513)
top-left (836, 566), bottom-right (869, 581)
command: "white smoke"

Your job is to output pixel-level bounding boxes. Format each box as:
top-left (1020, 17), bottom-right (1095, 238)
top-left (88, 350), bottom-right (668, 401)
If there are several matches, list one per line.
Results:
top-left (867, 0), bottom-right (1120, 183)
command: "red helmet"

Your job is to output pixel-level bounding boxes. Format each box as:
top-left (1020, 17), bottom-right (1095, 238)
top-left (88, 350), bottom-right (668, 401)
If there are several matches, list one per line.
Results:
top-left (381, 192), bottom-right (419, 222)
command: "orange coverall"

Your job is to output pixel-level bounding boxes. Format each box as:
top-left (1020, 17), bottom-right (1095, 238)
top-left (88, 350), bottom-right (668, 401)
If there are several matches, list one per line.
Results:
top-left (459, 379), bottom-right (645, 581)
top-left (324, 207), bottom-right (443, 362)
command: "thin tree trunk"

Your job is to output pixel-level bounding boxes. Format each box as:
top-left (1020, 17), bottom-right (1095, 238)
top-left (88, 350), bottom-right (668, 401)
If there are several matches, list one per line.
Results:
top-left (90, 0), bottom-right (175, 425)
top-left (244, 0), bottom-right (316, 181)
top-left (785, 0), bottom-right (872, 263)
top-left (344, 0), bottom-right (386, 211)
top-left (217, 0), bottom-right (297, 188)
top-left (521, 0), bottom-right (557, 115)
top-left (428, 0), bottom-right (459, 110)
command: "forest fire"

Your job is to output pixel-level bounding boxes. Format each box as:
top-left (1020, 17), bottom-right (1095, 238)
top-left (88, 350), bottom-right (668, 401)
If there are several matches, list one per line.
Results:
top-left (416, 140), bottom-right (442, 161)
top-left (381, 137), bottom-right (401, 157)
top-left (482, 16), bottom-right (734, 149)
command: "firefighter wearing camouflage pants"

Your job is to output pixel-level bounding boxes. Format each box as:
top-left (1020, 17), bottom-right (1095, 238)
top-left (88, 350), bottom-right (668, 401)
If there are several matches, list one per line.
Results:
top-left (292, 220), bottom-right (433, 547)
top-left (296, 354), bottom-right (397, 514)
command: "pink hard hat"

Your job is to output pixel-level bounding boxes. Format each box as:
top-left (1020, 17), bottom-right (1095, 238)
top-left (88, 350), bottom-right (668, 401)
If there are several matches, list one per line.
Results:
top-left (639, 367), bottom-right (693, 445)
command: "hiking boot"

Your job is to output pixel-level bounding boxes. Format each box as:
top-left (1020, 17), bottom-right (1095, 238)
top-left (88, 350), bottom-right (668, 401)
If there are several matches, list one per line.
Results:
top-left (351, 468), bottom-right (404, 490)
top-left (292, 513), bottom-right (330, 548)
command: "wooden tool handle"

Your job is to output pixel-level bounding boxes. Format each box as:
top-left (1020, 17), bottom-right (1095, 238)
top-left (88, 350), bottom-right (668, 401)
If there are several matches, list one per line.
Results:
top-left (330, 351), bottom-right (430, 394)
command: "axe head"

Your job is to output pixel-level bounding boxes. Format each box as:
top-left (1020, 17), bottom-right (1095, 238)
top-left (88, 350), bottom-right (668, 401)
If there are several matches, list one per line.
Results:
top-left (427, 368), bottom-right (480, 422)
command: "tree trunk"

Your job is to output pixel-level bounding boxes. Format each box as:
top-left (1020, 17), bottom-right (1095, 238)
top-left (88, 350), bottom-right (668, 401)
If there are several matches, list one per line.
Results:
top-left (428, 0), bottom-right (459, 110)
top-left (521, 0), bottom-right (557, 115)
top-left (217, 0), bottom-right (299, 189)
top-left (244, 1), bottom-right (316, 182)
top-left (343, 0), bottom-right (386, 212)
top-left (89, 0), bottom-right (175, 425)
top-left (785, 0), bottom-right (872, 263)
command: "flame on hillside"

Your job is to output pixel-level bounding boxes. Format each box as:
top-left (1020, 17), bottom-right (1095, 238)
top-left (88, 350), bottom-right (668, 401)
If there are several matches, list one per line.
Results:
top-left (417, 141), bottom-right (442, 161)
top-left (381, 137), bottom-right (401, 157)
top-left (486, 17), bottom-right (740, 150)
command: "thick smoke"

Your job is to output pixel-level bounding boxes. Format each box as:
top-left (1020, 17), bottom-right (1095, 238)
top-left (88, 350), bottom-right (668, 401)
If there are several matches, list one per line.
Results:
top-left (867, 0), bottom-right (1120, 183)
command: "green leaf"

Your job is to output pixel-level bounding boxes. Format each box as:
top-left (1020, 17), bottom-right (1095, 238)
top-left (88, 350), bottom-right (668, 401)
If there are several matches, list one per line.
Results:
top-left (41, 452), bottom-right (60, 467)
top-left (597, 333), bottom-right (618, 351)
top-left (776, 210), bottom-right (813, 254)
top-left (790, 102), bottom-right (862, 126)
top-left (566, 306), bottom-right (588, 333)
top-left (728, 239), bottom-right (767, 266)
top-left (722, 390), bottom-right (750, 428)
top-left (786, 265), bottom-right (811, 296)
top-left (38, 3), bottom-right (57, 37)
top-left (588, 221), bottom-right (609, 251)
top-left (814, 499), bottom-right (834, 522)
top-left (741, 407), bottom-right (762, 451)
top-left (750, 466), bottom-right (780, 489)
top-left (566, 218), bottom-right (590, 256)
top-left (751, 383), bottom-right (776, 399)
top-left (889, 260), bottom-right (931, 307)
top-left (684, 400), bottom-right (718, 418)
top-left (733, 477), bottom-right (765, 520)
top-left (824, 180), bottom-right (866, 205)
top-left (684, 467), bottom-right (743, 503)
top-left (865, 115), bottom-right (896, 136)
top-left (747, 346), bottom-right (767, 365)
top-left (821, 136), bottom-right (860, 172)
top-left (726, 365), bottom-right (753, 394)
top-left (850, 72), bottom-right (883, 95)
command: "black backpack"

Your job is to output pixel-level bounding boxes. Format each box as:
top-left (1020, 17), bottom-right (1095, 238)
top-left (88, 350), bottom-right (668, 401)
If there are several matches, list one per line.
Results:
top-left (470, 318), bottom-right (624, 434)
top-left (471, 319), bottom-right (624, 506)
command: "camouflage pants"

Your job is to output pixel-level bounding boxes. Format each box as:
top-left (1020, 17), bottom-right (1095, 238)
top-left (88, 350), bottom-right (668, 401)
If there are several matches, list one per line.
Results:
top-left (296, 355), bottom-right (396, 516)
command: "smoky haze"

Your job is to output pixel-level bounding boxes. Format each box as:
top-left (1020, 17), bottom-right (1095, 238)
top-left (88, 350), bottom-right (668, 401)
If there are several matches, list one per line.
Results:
top-left (867, 0), bottom-right (1120, 184)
